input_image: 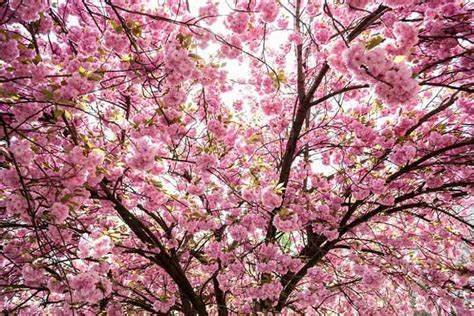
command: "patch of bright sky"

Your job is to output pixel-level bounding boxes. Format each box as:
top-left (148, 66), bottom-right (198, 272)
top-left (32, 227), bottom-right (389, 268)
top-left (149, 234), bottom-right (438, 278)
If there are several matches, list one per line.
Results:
top-left (87, 0), bottom-right (332, 176)
top-left (183, 1), bottom-right (332, 177)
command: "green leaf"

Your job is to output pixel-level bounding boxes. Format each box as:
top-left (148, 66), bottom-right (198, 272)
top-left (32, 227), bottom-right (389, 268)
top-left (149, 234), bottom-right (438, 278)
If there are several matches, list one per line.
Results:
top-left (366, 35), bottom-right (384, 50)
top-left (110, 20), bottom-right (124, 33)
top-left (53, 109), bottom-right (64, 119)
top-left (58, 99), bottom-right (76, 106)
top-left (278, 207), bottom-right (291, 219)
top-left (82, 56), bottom-right (95, 63)
top-left (32, 54), bottom-right (42, 65)
top-left (176, 33), bottom-right (193, 49)
top-left (188, 53), bottom-right (203, 61)
top-left (79, 66), bottom-right (88, 77)
top-left (279, 233), bottom-right (292, 252)
top-left (63, 110), bottom-right (72, 120)
top-left (87, 72), bottom-right (104, 81)
top-left (120, 54), bottom-right (133, 62)
top-left (42, 89), bottom-right (55, 101)
top-left (274, 182), bottom-right (285, 193)
top-left (84, 141), bottom-right (94, 150)
top-left (394, 55), bottom-right (406, 63)
top-left (127, 21), bottom-right (142, 37)
top-left (60, 194), bottom-right (74, 203)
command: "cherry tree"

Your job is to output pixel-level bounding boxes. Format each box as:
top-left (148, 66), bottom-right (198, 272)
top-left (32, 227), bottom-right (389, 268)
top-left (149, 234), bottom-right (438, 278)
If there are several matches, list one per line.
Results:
top-left (0, 0), bottom-right (473, 314)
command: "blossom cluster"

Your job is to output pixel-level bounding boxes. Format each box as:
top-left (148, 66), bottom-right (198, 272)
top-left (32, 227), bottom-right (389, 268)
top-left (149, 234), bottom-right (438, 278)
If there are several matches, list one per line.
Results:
top-left (343, 42), bottom-right (419, 105)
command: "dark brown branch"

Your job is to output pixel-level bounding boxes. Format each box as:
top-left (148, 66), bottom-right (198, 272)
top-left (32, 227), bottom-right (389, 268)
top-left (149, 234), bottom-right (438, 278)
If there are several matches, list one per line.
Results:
top-left (295, 0), bottom-right (305, 101)
top-left (267, 5), bottom-right (390, 243)
top-left (98, 181), bottom-right (208, 315)
top-left (387, 138), bottom-right (474, 183)
top-left (343, 183), bottom-right (471, 234)
top-left (405, 93), bottom-right (459, 136)
top-left (420, 82), bottom-right (473, 93)
top-left (275, 241), bottom-right (336, 311)
top-left (267, 7), bottom-right (392, 309)
top-left (309, 84), bottom-right (369, 107)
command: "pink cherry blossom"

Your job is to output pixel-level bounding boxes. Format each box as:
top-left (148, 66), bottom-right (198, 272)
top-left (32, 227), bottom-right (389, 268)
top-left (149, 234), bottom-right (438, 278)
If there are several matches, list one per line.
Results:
top-left (0, 39), bottom-right (20, 61)
top-left (0, 1), bottom-right (472, 315)
top-left (227, 12), bottom-right (249, 34)
top-left (257, 0), bottom-right (279, 23)
top-left (261, 186), bottom-right (282, 209)
top-left (50, 202), bottom-right (69, 223)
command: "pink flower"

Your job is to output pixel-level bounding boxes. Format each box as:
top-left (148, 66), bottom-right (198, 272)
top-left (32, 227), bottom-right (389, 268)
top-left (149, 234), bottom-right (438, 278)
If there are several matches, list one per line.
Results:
top-left (382, 0), bottom-right (414, 8)
top-left (9, 0), bottom-right (47, 22)
top-left (277, 18), bottom-right (289, 28)
top-left (344, 43), bottom-right (366, 76)
top-left (227, 12), bottom-right (249, 34)
top-left (220, 35), bottom-right (242, 58)
top-left (347, 0), bottom-right (370, 9)
top-left (10, 139), bottom-right (34, 166)
top-left (261, 186), bottom-right (282, 208)
top-left (69, 271), bottom-right (110, 304)
top-left (241, 188), bottom-right (256, 202)
top-left (314, 23), bottom-right (331, 44)
top-left (107, 304), bottom-right (124, 316)
top-left (379, 194), bottom-right (395, 206)
top-left (153, 295), bottom-right (176, 313)
top-left (229, 225), bottom-right (247, 242)
top-left (128, 137), bottom-right (158, 171)
top-left (323, 229), bottom-right (339, 241)
top-left (78, 237), bottom-right (91, 259)
top-left (273, 213), bottom-right (301, 232)
top-left (93, 235), bottom-right (112, 257)
top-left (362, 269), bottom-right (382, 288)
top-left (78, 235), bottom-right (112, 259)
top-left (51, 202), bottom-right (69, 223)
top-left (22, 265), bottom-right (44, 286)
top-left (188, 183), bottom-right (205, 195)
top-left (164, 44), bottom-right (195, 82)
top-left (199, 2), bottom-right (218, 24)
top-left (208, 120), bottom-right (226, 137)
top-left (428, 131), bottom-right (442, 147)
top-left (0, 39), bottom-right (20, 62)
top-left (63, 171), bottom-right (89, 189)
top-left (6, 194), bottom-right (27, 216)
top-left (288, 32), bottom-right (303, 45)
top-left (343, 42), bottom-right (419, 105)
top-left (388, 22), bottom-right (418, 55)
top-left (426, 176), bottom-right (443, 188)
top-left (258, 0), bottom-right (279, 23)
top-left (104, 30), bottom-right (128, 53)
top-left (353, 187), bottom-right (370, 200)
top-left (196, 153), bottom-right (218, 171)
top-left (370, 179), bottom-right (386, 194)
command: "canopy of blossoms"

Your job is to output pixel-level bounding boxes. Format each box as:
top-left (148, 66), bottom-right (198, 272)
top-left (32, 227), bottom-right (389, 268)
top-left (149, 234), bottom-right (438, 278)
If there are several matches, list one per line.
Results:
top-left (0, 0), bottom-right (472, 315)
